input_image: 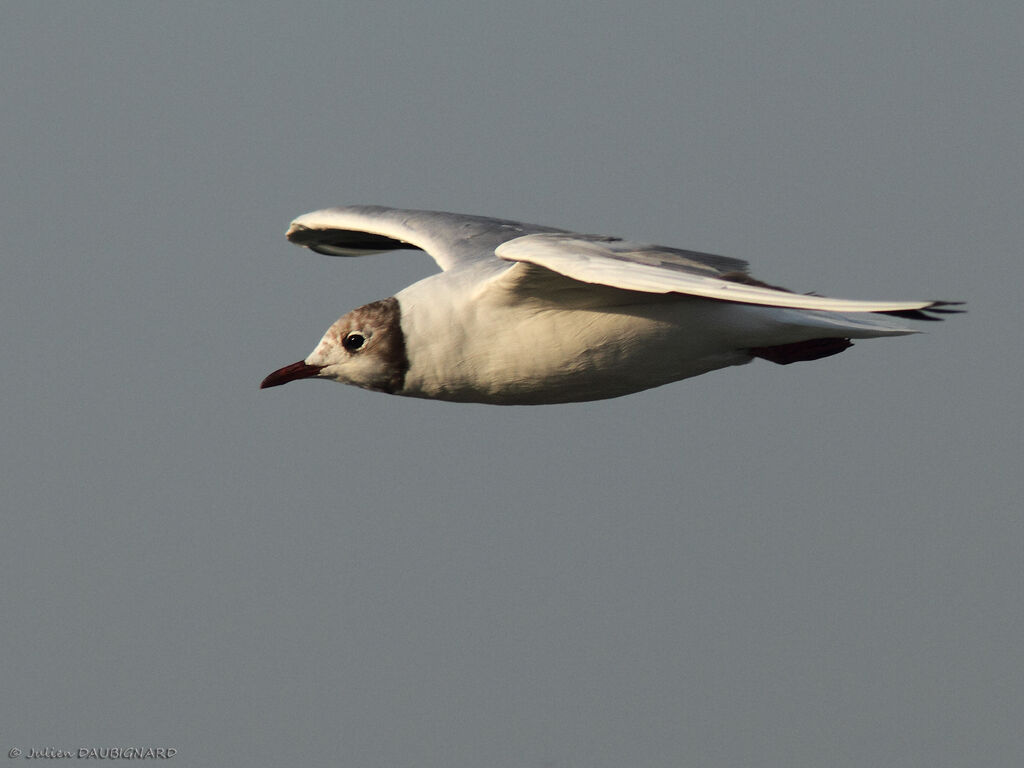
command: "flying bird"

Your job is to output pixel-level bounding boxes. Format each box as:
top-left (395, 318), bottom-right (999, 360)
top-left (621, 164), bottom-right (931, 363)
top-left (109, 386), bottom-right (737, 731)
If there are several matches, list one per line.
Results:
top-left (261, 206), bottom-right (960, 405)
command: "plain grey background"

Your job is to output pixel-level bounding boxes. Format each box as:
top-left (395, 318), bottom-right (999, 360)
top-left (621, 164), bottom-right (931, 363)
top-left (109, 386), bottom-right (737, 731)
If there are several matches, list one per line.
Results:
top-left (2, 2), bottom-right (1021, 767)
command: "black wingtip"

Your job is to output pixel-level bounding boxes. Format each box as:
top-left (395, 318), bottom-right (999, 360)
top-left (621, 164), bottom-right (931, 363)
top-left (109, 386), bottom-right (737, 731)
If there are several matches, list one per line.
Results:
top-left (286, 225), bottom-right (419, 255)
top-left (880, 301), bottom-right (965, 322)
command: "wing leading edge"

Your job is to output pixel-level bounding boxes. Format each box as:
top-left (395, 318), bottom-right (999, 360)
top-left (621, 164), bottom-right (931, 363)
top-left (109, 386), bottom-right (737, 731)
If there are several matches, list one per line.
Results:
top-left (286, 205), bottom-right (568, 271)
top-left (496, 233), bottom-right (962, 319)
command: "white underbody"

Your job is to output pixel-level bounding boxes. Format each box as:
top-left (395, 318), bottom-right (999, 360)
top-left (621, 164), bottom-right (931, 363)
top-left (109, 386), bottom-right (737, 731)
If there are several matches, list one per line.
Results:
top-left (394, 265), bottom-right (913, 405)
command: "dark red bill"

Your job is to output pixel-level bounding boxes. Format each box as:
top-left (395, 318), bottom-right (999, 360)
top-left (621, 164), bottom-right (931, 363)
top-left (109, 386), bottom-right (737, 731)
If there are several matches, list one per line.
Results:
top-left (260, 360), bottom-right (324, 389)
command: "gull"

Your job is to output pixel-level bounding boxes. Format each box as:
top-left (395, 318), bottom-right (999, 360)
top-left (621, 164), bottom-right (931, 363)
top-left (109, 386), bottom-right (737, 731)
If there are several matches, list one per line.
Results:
top-left (261, 206), bottom-right (960, 405)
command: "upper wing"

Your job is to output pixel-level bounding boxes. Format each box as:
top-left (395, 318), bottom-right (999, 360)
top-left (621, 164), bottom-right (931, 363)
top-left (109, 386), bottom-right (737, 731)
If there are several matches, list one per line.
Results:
top-left (286, 205), bottom-right (568, 272)
top-left (496, 233), bottom-right (961, 318)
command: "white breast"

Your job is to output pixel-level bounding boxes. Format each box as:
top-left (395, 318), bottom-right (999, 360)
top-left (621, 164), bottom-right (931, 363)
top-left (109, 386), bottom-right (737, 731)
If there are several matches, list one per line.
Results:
top-left (394, 272), bottom-right (759, 404)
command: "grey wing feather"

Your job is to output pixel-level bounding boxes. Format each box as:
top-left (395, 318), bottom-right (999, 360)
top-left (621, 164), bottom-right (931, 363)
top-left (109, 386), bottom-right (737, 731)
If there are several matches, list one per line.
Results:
top-left (496, 234), bottom-right (957, 316)
top-left (551, 234), bottom-right (750, 276)
top-left (286, 205), bottom-right (568, 271)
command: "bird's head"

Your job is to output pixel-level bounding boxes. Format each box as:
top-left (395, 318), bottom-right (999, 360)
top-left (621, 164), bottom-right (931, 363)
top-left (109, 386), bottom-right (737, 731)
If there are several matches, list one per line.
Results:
top-left (260, 297), bottom-right (409, 394)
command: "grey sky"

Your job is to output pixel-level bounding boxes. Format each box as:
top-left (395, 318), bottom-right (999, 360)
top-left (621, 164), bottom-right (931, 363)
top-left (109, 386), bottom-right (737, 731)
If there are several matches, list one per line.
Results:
top-left (2, 2), bottom-right (1021, 767)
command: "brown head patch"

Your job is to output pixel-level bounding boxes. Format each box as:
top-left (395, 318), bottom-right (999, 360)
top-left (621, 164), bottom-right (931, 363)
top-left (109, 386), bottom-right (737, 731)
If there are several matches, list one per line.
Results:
top-left (332, 297), bottom-right (409, 394)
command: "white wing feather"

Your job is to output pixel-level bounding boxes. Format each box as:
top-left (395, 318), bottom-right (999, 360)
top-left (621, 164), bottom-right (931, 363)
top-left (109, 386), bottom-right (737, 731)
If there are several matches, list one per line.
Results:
top-left (496, 234), bottom-right (943, 314)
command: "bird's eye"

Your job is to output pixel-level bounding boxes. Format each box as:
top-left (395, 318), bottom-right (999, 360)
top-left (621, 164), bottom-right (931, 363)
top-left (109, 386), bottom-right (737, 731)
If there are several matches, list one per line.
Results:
top-left (342, 332), bottom-right (366, 352)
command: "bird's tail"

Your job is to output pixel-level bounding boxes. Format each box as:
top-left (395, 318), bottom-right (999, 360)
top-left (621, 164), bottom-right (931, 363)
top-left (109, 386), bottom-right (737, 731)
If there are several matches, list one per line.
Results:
top-left (739, 305), bottom-right (954, 365)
